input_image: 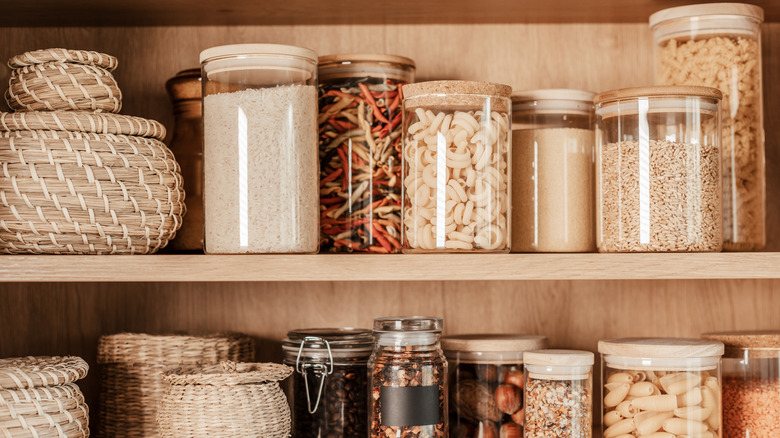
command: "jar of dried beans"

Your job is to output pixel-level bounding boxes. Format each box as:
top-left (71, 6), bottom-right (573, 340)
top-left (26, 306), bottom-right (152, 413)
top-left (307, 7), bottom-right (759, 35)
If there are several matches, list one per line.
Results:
top-left (702, 331), bottom-right (780, 437)
top-left (598, 338), bottom-right (725, 438)
top-left (650, 4), bottom-right (765, 251)
top-left (282, 328), bottom-right (373, 438)
top-left (511, 89), bottom-right (595, 253)
top-left (442, 334), bottom-right (547, 438)
top-left (594, 86), bottom-right (723, 252)
top-left (200, 44), bottom-right (319, 254)
top-left (523, 350), bottom-right (594, 438)
top-left (369, 316), bottom-right (447, 438)
top-left (401, 81), bottom-right (512, 252)
top-left (317, 54), bottom-right (415, 253)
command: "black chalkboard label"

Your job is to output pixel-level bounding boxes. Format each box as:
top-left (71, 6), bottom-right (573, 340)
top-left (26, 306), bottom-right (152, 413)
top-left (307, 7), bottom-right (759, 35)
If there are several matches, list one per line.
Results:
top-left (380, 385), bottom-right (441, 427)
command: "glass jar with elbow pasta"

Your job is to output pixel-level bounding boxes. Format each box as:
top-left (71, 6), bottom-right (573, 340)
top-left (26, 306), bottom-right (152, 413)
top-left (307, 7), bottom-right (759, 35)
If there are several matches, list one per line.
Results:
top-left (598, 338), bottom-right (725, 438)
top-left (594, 86), bottom-right (723, 252)
top-left (702, 331), bottom-right (780, 437)
top-left (511, 89), bottom-right (595, 253)
top-left (650, 3), bottom-right (765, 251)
top-left (401, 81), bottom-right (512, 253)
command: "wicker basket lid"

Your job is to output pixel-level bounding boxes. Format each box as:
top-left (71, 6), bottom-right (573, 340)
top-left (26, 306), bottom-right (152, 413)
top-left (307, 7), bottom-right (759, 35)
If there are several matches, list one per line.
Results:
top-left (0, 356), bottom-right (88, 389)
top-left (8, 48), bottom-right (118, 71)
top-left (162, 361), bottom-right (293, 386)
top-left (97, 332), bottom-right (255, 365)
top-left (0, 111), bottom-right (167, 140)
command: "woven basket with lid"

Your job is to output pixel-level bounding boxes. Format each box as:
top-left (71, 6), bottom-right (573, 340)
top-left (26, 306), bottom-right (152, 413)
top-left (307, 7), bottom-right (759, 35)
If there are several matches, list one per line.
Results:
top-left (97, 333), bottom-right (255, 438)
top-left (157, 361), bottom-right (292, 438)
top-left (0, 356), bottom-right (90, 438)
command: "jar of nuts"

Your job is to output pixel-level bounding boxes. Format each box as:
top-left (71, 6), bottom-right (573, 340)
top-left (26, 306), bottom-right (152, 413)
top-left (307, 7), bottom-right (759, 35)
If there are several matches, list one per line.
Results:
top-left (369, 316), bottom-right (447, 438)
top-left (282, 328), bottom-right (373, 438)
top-left (442, 334), bottom-right (547, 438)
top-left (598, 338), bottom-right (725, 438)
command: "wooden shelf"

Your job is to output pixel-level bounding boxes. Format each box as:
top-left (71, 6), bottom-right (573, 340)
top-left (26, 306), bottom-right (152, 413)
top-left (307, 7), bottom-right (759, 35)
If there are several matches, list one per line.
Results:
top-left (8, 0), bottom-right (780, 26)
top-left (1, 252), bottom-right (780, 282)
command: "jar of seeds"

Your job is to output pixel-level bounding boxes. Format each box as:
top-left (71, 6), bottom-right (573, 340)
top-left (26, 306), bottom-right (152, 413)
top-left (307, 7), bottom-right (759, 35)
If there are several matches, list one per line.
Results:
top-left (369, 316), bottom-right (447, 438)
top-left (283, 328), bottom-right (373, 438)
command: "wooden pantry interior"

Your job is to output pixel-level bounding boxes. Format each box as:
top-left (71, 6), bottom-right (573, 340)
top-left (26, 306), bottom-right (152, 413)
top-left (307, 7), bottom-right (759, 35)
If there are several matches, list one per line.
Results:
top-left (1, 0), bottom-right (780, 430)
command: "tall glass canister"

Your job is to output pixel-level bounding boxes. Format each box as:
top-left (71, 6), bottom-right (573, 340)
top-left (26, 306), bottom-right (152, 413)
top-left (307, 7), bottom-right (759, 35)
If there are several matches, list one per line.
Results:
top-left (369, 316), bottom-right (447, 438)
top-left (318, 54), bottom-right (415, 253)
top-left (650, 3), bottom-right (765, 251)
top-left (511, 89), bottom-right (595, 253)
top-left (200, 44), bottom-right (319, 254)
top-left (402, 81), bottom-right (512, 252)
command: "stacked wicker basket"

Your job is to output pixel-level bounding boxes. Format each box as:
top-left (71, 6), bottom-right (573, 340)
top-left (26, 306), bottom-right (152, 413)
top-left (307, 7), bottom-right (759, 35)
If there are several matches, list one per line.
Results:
top-left (0, 356), bottom-right (90, 438)
top-left (97, 333), bottom-right (255, 437)
top-left (0, 48), bottom-right (185, 254)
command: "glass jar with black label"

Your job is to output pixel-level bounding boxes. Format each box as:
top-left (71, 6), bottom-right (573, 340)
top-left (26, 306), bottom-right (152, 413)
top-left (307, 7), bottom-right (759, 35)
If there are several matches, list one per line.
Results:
top-left (283, 328), bottom-right (373, 438)
top-left (368, 316), bottom-right (447, 438)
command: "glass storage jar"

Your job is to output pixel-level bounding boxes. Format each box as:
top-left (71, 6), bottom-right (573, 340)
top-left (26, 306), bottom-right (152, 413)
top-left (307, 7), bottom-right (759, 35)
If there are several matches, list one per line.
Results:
top-left (702, 331), bottom-right (780, 437)
top-left (594, 86), bottom-right (723, 252)
top-left (368, 316), bottom-right (447, 438)
top-left (318, 54), bottom-right (415, 254)
top-left (650, 4), bottom-right (765, 251)
top-left (282, 328), bottom-right (373, 438)
top-left (511, 89), bottom-right (595, 253)
top-left (442, 334), bottom-right (547, 438)
top-left (402, 81), bottom-right (512, 253)
top-left (200, 44), bottom-right (319, 254)
top-left (165, 68), bottom-right (203, 252)
top-left (523, 349), bottom-right (594, 438)
top-left (599, 338), bottom-right (725, 438)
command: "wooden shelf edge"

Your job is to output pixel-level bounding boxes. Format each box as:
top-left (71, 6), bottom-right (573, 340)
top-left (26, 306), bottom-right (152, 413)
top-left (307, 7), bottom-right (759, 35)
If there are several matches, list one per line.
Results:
top-left (0, 253), bottom-right (778, 282)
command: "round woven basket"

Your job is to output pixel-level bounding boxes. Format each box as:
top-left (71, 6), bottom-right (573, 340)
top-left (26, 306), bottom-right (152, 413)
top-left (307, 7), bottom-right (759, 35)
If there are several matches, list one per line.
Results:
top-left (0, 111), bottom-right (185, 254)
top-left (97, 333), bottom-right (255, 438)
top-left (0, 358), bottom-right (90, 438)
top-left (6, 48), bottom-right (121, 113)
top-left (157, 361), bottom-right (292, 438)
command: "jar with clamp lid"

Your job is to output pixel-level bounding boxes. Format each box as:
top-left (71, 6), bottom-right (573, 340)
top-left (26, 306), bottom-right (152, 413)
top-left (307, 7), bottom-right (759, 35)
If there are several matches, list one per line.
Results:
top-left (369, 316), bottom-right (447, 438)
top-left (282, 328), bottom-right (373, 438)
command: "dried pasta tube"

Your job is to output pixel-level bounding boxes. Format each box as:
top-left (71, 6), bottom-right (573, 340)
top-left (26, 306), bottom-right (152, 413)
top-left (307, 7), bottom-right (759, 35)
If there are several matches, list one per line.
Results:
top-left (635, 411), bottom-right (674, 435)
top-left (677, 387), bottom-right (702, 407)
top-left (603, 418), bottom-right (636, 438)
top-left (616, 400), bottom-right (639, 418)
top-left (631, 394), bottom-right (677, 411)
top-left (605, 382), bottom-right (631, 408)
top-left (643, 433), bottom-right (676, 438)
top-left (673, 406), bottom-right (713, 422)
top-left (604, 410), bottom-right (623, 427)
top-left (607, 373), bottom-right (634, 384)
top-left (667, 373), bottom-right (702, 395)
top-left (629, 381), bottom-right (657, 396)
top-left (662, 417), bottom-right (708, 435)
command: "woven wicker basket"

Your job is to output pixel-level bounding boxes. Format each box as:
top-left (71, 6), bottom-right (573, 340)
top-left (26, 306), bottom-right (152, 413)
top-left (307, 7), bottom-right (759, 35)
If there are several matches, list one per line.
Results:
top-left (157, 361), bottom-right (292, 438)
top-left (0, 111), bottom-right (185, 254)
top-left (0, 357), bottom-right (90, 438)
top-left (97, 333), bottom-right (255, 438)
top-left (6, 48), bottom-right (121, 113)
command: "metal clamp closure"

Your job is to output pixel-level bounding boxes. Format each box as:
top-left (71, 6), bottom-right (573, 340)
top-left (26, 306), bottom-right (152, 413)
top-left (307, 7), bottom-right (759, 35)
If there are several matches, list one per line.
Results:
top-left (295, 336), bottom-right (334, 414)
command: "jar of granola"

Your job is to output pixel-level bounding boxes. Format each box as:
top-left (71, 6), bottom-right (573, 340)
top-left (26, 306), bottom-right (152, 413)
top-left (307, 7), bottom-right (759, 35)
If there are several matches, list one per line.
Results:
top-left (368, 316), bottom-right (447, 438)
top-left (650, 3), bottom-right (765, 251)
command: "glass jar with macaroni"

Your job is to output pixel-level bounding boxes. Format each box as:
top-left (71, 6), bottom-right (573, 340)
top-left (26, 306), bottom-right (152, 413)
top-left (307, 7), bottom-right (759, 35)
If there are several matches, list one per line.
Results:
top-left (702, 331), bottom-right (780, 437)
top-left (650, 3), bottom-right (765, 251)
top-left (511, 89), bottom-right (595, 253)
top-left (598, 338), bottom-right (725, 438)
top-left (401, 81), bottom-right (512, 253)
top-left (442, 334), bottom-right (547, 438)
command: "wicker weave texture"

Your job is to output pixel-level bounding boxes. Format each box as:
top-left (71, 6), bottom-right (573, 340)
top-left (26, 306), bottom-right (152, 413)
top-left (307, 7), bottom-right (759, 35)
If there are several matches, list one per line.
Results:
top-left (157, 362), bottom-right (292, 438)
top-left (0, 357), bottom-right (88, 390)
top-left (0, 126), bottom-right (185, 254)
top-left (0, 112), bottom-right (166, 140)
top-left (97, 334), bottom-right (255, 438)
top-left (8, 49), bottom-right (118, 71)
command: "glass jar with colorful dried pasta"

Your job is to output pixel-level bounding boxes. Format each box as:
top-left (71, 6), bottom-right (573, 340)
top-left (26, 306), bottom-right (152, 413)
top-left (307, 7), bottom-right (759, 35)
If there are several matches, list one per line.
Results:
top-left (523, 350), bottom-right (594, 438)
top-left (442, 334), bottom-right (547, 438)
top-left (702, 331), bottom-right (780, 437)
top-left (401, 81), bottom-right (512, 252)
top-left (282, 328), bottom-right (373, 438)
top-left (598, 338), bottom-right (725, 438)
top-left (317, 55), bottom-right (415, 253)
top-left (650, 3), bottom-right (765, 251)
top-left (368, 316), bottom-right (447, 438)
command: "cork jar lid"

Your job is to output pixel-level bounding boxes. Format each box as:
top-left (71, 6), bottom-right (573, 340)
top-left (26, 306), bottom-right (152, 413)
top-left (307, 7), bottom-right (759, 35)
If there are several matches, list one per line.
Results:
top-left (403, 80), bottom-right (512, 99)
top-left (702, 331), bottom-right (780, 358)
top-left (594, 86), bottom-right (722, 104)
top-left (599, 338), bottom-right (725, 358)
top-left (442, 334), bottom-right (547, 353)
top-left (649, 3), bottom-right (764, 29)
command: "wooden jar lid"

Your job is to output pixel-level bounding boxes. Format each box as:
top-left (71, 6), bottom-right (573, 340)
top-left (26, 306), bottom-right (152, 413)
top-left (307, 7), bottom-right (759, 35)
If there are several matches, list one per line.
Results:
top-left (703, 331), bottom-right (780, 358)
top-left (524, 349), bottom-right (594, 366)
top-left (598, 337), bottom-right (725, 358)
top-left (442, 334), bottom-right (547, 353)
top-left (649, 3), bottom-right (764, 29)
top-left (594, 86), bottom-right (722, 104)
top-left (319, 53), bottom-right (415, 69)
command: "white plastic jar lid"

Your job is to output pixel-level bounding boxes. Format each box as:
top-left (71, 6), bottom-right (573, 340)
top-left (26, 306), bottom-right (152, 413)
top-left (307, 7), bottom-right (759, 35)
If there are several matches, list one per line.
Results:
top-left (200, 43), bottom-right (317, 64)
top-left (649, 3), bottom-right (764, 29)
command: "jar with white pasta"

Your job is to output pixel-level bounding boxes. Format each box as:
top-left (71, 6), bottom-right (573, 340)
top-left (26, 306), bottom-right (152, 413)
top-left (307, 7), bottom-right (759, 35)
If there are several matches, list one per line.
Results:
top-left (401, 81), bottom-right (511, 252)
top-left (598, 338), bottom-right (725, 438)
top-left (650, 3), bottom-right (765, 251)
